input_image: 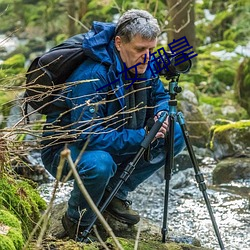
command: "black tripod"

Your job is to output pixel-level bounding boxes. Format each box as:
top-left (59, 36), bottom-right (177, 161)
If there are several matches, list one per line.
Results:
top-left (161, 77), bottom-right (225, 249)
top-left (82, 77), bottom-right (225, 249)
top-left (81, 111), bottom-right (169, 241)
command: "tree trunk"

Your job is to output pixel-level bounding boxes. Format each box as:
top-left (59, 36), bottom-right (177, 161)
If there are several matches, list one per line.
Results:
top-left (167, 0), bottom-right (196, 50)
top-left (78, 0), bottom-right (88, 20)
top-left (67, 0), bottom-right (76, 36)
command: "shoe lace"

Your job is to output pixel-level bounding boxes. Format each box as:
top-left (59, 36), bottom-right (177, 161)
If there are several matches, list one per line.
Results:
top-left (123, 199), bottom-right (132, 209)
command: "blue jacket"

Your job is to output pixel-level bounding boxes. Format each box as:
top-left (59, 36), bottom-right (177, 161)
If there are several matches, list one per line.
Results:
top-left (44, 21), bottom-right (170, 156)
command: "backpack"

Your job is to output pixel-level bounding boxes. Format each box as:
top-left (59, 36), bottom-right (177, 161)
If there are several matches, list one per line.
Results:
top-left (24, 34), bottom-right (86, 115)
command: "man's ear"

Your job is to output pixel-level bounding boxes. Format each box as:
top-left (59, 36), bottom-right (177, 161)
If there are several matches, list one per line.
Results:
top-left (115, 36), bottom-right (122, 51)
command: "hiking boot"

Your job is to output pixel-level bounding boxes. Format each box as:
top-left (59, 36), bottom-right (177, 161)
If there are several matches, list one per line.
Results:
top-left (105, 196), bottom-right (140, 225)
top-left (61, 213), bottom-right (97, 243)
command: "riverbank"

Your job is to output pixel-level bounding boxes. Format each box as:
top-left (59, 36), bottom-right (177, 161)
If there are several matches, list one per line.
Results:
top-left (38, 155), bottom-right (250, 250)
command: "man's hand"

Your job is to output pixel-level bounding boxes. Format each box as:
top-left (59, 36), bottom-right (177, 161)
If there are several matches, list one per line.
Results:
top-left (154, 111), bottom-right (169, 139)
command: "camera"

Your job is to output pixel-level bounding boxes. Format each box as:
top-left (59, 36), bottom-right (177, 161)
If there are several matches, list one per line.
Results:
top-left (158, 52), bottom-right (192, 79)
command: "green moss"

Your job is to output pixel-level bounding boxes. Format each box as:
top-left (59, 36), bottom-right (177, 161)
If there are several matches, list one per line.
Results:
top-left (213, 67), bottom-right (235, 86)
top-left (199, 95), bottom-right (224, 107)
top-left (0, 209), bottom-right (21, 229)
top-left (213, 120), bottom-right (250, 133)
top-left (209, 120), bottom-right (250, 150)
top-left (217, 40), bottom-right (237, 51)
top-left (0, 209), bottom-right (24, 249)
top-left (106, 237), bottom-right (207, 250)
top-left (1, 54), bottom-right (25, 69)
top-left (7, 228), bottom-right (24, 249)
top-left (0, 235), bottom-right (16, 250)
top-left (0, 175), bottom-right (47, 239)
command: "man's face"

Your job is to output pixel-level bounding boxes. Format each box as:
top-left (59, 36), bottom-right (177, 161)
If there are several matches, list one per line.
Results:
top-left (115, 35), bottom-right (157, 75)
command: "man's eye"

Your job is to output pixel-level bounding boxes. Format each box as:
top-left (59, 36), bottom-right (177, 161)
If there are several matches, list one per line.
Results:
top-left (136, 48), bottom-right (144, 52)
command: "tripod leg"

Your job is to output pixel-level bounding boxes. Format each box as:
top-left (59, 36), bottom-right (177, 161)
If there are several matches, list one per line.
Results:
top-left (81, 112), bottom-right (168, 240)
top-left (162, 114), bottom-right (175, 243)
top-left (177, 112), bottom-right (225, 250)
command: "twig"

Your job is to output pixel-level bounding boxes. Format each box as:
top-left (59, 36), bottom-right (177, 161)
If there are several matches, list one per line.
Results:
top-left (22, 154), bottom-right (65, 249)
top-left (61, 148), bottom-right (124, 250)
top-left (93, 225), bottom-right (110, 250)
top-left (134, 220), bottom-right (142, 250)
top-left (68, 14), bottom-right (89, 31)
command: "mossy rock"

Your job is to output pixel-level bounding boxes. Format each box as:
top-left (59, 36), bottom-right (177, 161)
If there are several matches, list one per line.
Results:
top-left (0, 209), bottom-right (24, 250)
top-left (209, 120), bottom-right (250, 160)
top-left (0, 174), bottom-right (47, 239)
top-left (199, 92), bottom-right (249, 122)
top-left (106, 237), bottom-right (210, 250)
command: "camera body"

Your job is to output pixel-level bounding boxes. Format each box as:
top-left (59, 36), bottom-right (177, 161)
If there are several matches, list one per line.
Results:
top-left (158, 52), bottom-right (192, 79)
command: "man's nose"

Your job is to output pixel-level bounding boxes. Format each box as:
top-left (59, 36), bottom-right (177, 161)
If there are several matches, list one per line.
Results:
top-left (143, 50), bottom-right (150, 62)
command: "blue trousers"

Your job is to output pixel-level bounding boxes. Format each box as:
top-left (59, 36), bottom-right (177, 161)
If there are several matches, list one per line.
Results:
top-left (41, 123), bottom-right (185, 226)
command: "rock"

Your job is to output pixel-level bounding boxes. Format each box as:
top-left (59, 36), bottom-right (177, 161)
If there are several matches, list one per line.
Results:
top-left (170, 168), bottom-right (193, 189)
top-left (213, 157), bottom-right (250, 184)
top-left (209, 120), bottom-right (250, 160)
top-left (179, 100), bottom-right (211, 148)
top-left (44, 202), bottom-right (212, 250)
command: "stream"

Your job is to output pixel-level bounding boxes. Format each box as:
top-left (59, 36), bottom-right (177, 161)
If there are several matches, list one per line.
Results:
top-left (1, 33), bottom-right (249, 250)
top-left (38, 155), bottom-right (250, 250)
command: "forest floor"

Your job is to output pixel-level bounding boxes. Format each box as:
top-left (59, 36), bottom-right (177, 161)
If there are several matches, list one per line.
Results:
top-left (28, 202), bottom-right (211, 250)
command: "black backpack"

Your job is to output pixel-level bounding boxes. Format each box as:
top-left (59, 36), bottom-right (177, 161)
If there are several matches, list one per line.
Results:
top-left (24, 34), bottom-right (86, 115)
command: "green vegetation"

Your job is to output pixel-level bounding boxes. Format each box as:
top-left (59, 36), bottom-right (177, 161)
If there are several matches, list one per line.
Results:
top-left (0, 209), bottom-right (24, 250)
top-left (209, 120), bottom-right (250, 151)
top-left (0, 174), bottom-right (47, 239)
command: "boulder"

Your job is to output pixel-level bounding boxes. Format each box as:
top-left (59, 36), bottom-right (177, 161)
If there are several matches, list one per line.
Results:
top-left (209, 120), bottom-right (250, 160)
top-left (179, 100), bottom-right (211, 148)
top-left (213, 157), bottom-right (250, 184)
top-left (42, 201), bottom-right (211, 250)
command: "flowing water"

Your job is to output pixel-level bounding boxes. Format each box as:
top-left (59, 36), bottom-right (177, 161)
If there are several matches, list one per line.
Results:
top-left (38, 156), bottom-right (250, 250)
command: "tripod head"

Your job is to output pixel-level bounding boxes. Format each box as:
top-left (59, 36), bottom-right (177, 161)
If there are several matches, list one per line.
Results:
top-left (168, 76), bottom-right (182, 100)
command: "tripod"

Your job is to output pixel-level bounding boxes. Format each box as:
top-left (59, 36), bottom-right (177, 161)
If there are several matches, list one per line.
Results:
top-left (82, 77), bottom-right (225, 249)
top-left (162, 77), bottom-right (225, 249)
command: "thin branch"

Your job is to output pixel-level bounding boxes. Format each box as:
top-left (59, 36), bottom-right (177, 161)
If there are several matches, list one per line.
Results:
top-left (62, 148), bottom-right (124, 250)
top-left (22, 154), bottom-right (65, 249)
top-left (68, 14), bottom-right (90, 32)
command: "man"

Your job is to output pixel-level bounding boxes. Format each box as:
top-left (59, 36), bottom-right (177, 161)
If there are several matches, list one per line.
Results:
top-left (41, 9), bottom-right (185, 241)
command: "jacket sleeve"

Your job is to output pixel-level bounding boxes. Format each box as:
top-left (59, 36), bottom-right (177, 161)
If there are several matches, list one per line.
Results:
top-left (65, 62), bottom-right (146, 156)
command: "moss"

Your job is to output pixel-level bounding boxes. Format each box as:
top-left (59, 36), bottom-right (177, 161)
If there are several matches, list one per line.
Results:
top-left (0, 174), bottom-right (47, 239)
top-left (199, 95), bottom-right (224, 107)
top-left (217, 40), bottom-right (237, 51)
top-left (0, 235), bottom-right (16, 250)
top-left (0, 209), bottom-right (24, 249)
top-left (7, 228), bottom-right (24, 249)
top-left (213, 67), bottom-right (235, 86)
top-left (106, 237), bottom-right (208, 250)
top-left (209, 120), bottom-right (250, 151)
top-left (1, 54), bottom-right (25, 69)
top-left (213, 120), bottom-right (250, 133)
top-left (0, 209), bottom-right (21, 229)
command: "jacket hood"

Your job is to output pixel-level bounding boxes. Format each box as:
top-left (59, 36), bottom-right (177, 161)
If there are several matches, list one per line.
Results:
top-left (82, 21), bottom-right (116, 65)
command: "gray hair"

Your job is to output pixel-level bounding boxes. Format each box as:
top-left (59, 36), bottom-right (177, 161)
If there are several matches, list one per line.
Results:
top-left (115, 9), bottom-right (160, 43)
